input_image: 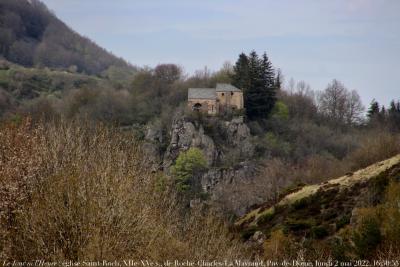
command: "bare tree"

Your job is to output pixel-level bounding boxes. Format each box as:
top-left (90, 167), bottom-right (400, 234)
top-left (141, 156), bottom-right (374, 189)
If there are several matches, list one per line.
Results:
top-left (345, 89), bottom-right (365, 124)
top-left (318, 79), bottom-right (364, 125)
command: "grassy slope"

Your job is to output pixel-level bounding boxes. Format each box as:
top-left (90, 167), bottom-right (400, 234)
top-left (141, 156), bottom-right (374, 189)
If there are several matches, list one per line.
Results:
top-left (236, 154), bottom-right (400, 238)
top-left (0, 62), bottom-right (110, 101)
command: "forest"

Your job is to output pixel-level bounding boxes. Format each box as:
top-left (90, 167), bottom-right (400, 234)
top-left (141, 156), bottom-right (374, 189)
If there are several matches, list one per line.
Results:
top-left (1, 0), bottom-right (400, 263)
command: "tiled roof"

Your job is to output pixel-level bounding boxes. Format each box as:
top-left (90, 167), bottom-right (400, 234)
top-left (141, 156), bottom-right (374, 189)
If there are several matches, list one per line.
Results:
top-left (216, 83), bottom-right (241, 92)
top-left (188, 88), bottom-right (216, 99)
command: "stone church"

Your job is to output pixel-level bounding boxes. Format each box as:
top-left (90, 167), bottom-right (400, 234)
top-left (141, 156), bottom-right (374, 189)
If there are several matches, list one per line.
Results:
top-left (187, 83), bottom-right (244, 115)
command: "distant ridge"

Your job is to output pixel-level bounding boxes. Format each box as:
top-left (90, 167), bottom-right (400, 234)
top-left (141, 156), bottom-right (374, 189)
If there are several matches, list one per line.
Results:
top-left (0, 0), bottom-right (132, 75)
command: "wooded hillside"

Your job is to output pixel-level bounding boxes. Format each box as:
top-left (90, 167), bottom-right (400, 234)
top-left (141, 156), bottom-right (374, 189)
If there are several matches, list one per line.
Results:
top-left (0, 0), bottom-right (131, 75)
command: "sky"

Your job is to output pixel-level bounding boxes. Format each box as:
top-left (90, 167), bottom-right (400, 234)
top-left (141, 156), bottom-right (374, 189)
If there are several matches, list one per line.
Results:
top-left (40, 0), bottom-right (400, 106)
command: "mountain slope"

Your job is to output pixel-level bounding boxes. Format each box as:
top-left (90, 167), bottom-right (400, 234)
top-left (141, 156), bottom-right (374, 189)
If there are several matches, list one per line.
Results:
top-left (237, 155), bottom-right (400, 229)
top-left (236, 154), bottom-right (400, 254)
top-left (0, 0), bottom-right (130, 75)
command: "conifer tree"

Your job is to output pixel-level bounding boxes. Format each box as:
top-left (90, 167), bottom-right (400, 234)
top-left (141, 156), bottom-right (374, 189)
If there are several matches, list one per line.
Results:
top-left (388, 100), bottom-right (400, 131)
top-left (233, 50), bottom-right (277, 120)
top-left (246, 51), bottom-right (269, 120)
top-left (261, 52), bottom-right (277, 115)
top-left (275, 69), bottom-right (283, 90)
top-left (232, 53), bottom-right (250, 93)
top-left (261, 52), bottom-right (275, 88)
top-left (367, 99), bottom-right (380, 119)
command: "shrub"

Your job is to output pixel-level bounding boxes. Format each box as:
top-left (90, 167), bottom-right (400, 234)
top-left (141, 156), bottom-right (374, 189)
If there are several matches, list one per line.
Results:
top-left (336, 215), bottom-right (351, 230)
top-left (1, 118), bottom-right (248, 260)
top-left (171, 147), bottom-right (208, 192)
top-left (311, 225), bottom-right (329, 239)
top-left (291, 197), bottom-right (310, 210)
top-left (240, 226), bottom-right (258, 240)
top-left (271, 101), bottom-right (289, 120)
top-left (330, 237), bottom-right (350, 262)
top-left (380, 181), bottom-right (400, 249)
top-left (263, 229), bottom-right (297, 261)
top-left (284, 219), bottom-right (314, 232)
top-left (353, 215), bottom-right (382, 258)
top-left (258, 210), bottom-right (275, 225)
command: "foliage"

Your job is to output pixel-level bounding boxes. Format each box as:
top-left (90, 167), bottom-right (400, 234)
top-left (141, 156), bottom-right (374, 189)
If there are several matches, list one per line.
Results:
top-left (336, 215), bottom-right (351, 230)
top-left (232, 51), bottom-right (277, 120)
top-left (352, 215), bottom-right (382, 258)
top-left (271, 100), bottom-right (289, 120)
top-left (171, 148), bottom-right (208, 192)
top-left (311, 225), bottom-right (329, 239)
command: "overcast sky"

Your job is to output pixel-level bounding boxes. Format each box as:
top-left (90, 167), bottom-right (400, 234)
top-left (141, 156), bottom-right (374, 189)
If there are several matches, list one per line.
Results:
top-left (41, 0), bottom-right (400, 106)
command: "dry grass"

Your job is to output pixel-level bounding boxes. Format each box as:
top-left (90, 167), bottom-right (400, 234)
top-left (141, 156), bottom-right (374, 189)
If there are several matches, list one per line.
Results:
top-left (0, 118), bottom-right (249, 260)
top-left (236, 154), bottom-right (400, 228)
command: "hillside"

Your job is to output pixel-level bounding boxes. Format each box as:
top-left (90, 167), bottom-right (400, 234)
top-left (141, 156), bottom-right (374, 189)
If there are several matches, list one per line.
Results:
top-left (0, 0), bottom-right (132, 75)
top-left (236, 154), bottom-right (400, 260)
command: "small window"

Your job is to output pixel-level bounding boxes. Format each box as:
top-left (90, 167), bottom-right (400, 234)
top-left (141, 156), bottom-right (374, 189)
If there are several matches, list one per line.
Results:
top-left (221, 93), bottom-right (224, 96)
top-left (231, 92), bottom-right (234, 96)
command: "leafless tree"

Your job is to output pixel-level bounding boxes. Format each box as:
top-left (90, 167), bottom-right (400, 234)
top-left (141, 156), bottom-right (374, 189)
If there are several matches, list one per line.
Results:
top-left (318, 79), bottom-right (364, 125)
top-left (345, 89), bottom-right (365, 124)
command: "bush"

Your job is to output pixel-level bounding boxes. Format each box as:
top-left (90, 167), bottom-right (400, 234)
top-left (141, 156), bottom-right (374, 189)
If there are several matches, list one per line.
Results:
top-left (353, 215), bottom-right (382, 258)
top-left (171, 147), bottom-right (208, 192)
top-left (263, 229), bottom-right (297, 261)
top-left (336, 215), bottom-right (351, 230)
top-left (291, 197), bottom-right (312, 210)
top-left (284, 219), bottom-right (314, 232)
top-left (311, 225), bottom-right (329, 239)
top-left (271, 101), bottom-right (289, 120)
top-left (258, 210), bottom-right (275, 225)
top-left (0, 118), bottom-right (248, 260)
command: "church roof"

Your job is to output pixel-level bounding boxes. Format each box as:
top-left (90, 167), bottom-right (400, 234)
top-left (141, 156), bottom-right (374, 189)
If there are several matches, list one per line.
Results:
top-left (216, 83), bottom-right (241, 92)
top-left (188, 88), bottom-right (216, 99)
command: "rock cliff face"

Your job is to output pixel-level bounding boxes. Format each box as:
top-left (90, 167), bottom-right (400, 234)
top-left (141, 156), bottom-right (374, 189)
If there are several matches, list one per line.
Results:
top-left (224, 117), bottom-right (255, 158)
top-left (153, 113), bottom-right (263, 215)
top-left (142, 113), bottom-right (279, 215)
top-left (163, 117), bottom-right (218, 168)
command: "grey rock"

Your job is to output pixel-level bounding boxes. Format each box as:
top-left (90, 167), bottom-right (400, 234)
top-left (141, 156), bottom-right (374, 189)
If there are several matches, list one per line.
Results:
top-left (143, 121), bottom-right (164, 171)
top-left (162, 114), bottom-right (260, 215)
top-left (164, 117), bottom-right (218, 168)
top-left (252, 231), bottom-right (266, 245)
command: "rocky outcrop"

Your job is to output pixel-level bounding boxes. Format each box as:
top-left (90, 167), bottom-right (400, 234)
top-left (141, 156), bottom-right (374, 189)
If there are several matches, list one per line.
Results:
top-left (159, 113), bottom-right (260, 215)
top-left (163, 117), bottom-right (218, 168)
top-left (225, 117), bottom-right (254, 158)
top-left (142, 121), bottom-right (164, 171)
top-left (200, 161), bottom-right (261, 216)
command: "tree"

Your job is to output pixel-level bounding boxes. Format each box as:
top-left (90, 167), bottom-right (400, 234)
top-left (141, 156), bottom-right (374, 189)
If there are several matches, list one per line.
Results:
top-left (367, 99), bottom-right (380, 119)
top-left (388, 100), bottom-right (400, 131)
top-left (171, 148), bottom-right (208, 192)
top-left (318, 79), bottom-right (348, 123)
top-left (344, 89), bottom-right (365, 124)
top-left (275, 69), bottom-right (283, 90)
top-left (154, 64), bottom-right (182, 84)
top-left (318, 79), bottom-right (364, 125)
top-left (246, 51), bottom-right (269, 120)
top-left (261, 52), bottom-right (277, 113)
top-left (261, 52), bottom-right (275, 88)
top-left (233, 51), bottom-right (277, 120)
top-left (232, 53), bottom-right (250, 93)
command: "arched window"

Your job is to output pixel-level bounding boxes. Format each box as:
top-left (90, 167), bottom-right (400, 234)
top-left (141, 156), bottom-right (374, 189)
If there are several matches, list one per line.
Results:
top-left (193, 103), bottom-right (202, 111)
